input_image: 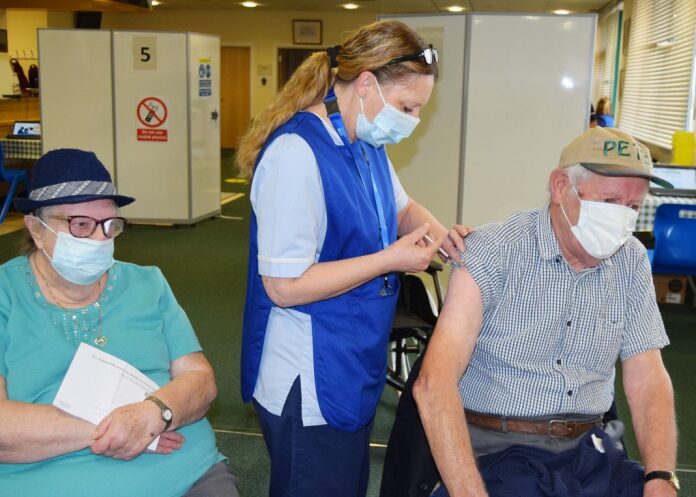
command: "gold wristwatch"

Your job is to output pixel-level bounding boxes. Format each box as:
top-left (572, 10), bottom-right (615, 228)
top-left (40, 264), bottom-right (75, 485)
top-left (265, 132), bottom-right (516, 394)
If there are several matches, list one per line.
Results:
top-left (644, 470), bottom-right (680, 492)
top-left (145, 394), bottom-right (173, 431)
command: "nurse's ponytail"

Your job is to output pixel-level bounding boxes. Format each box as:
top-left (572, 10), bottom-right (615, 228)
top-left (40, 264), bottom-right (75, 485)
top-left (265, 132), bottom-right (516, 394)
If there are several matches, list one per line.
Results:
top-left (236, 51), bottom-right (334, 177)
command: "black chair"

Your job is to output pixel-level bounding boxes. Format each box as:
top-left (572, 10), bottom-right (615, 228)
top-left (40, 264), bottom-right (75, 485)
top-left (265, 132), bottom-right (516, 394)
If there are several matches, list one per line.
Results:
top-left (386, 262), bottom-right (444, 392)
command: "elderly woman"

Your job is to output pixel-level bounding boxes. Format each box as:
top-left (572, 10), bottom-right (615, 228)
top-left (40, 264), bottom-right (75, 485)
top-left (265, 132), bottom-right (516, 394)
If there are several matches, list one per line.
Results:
top-left (0, 149), bottom-right (239, 497)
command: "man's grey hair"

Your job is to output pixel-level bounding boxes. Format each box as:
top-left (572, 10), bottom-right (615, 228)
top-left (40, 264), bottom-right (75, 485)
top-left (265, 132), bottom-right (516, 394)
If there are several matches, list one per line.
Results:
top-left (564, 164), bottom-right (593, 186)
top-left (548, 163), bottom-right (594, 193)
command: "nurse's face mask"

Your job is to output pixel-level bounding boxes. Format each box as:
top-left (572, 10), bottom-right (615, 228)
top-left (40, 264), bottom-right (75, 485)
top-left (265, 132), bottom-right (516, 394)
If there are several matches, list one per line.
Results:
top-left (355, 75), bottom-right (420, 147)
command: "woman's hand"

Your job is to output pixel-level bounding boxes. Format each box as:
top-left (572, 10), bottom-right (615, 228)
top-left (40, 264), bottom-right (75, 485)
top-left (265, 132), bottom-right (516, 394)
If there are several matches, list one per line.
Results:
top-left (440, 224), bottom-right (471, 266)
top-left (146, 430), bottom-right (185, 455)
top-left (91, 400), bottom-right (164, 460)
top-left (385, 223), bottom-right (442, 273)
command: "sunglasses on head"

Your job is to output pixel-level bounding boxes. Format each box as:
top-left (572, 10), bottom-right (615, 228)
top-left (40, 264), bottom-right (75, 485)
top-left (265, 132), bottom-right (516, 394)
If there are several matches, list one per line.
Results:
top-left (386, 45), bottom-right (439, 66)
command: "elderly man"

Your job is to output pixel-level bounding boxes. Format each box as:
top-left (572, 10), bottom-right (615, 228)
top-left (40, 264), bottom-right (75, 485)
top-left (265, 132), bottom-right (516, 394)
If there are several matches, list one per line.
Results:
top-left (414, 127), bottom-right (678, 497)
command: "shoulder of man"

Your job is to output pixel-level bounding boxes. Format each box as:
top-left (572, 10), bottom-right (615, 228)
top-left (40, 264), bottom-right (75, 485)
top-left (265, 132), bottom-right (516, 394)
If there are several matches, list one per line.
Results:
top-left (467, 208), bottom-right (541, 253)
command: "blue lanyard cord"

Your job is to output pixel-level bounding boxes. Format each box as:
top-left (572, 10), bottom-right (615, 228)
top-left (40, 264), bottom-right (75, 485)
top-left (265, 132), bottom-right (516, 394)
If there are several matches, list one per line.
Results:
top-left (323, 88), bottom-right (390, 252)
top-left (358, 145), bottom-right (391, 253)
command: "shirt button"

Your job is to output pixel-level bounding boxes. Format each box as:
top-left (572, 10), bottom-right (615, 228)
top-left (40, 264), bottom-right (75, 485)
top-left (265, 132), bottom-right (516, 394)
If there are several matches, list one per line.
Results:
top-left (556, 359), bottom-right (562, 365)
top-left (567, 390), bottom-right (573, 396)
top-left (566, 320), bottom-right (572, 327)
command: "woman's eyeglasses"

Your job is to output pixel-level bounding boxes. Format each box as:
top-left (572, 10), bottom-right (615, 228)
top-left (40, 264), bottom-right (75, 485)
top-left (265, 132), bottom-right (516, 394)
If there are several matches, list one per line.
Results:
top-left (49, 215), bottom-right (128, 238)
top-left (386, 45), bottom-right (439, 66)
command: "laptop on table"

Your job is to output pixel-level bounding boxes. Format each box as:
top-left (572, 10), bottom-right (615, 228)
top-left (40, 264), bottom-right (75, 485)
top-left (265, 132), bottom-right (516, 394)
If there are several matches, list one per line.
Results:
top-left (650, 165), bottom-right (696, 198)
top-left (7, 121), bottom-right (41, 140)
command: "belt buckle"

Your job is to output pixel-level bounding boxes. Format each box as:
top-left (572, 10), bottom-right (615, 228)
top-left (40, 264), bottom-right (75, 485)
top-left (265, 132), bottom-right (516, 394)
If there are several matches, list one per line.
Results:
top-left (548, 419), bottom-right (575, 439)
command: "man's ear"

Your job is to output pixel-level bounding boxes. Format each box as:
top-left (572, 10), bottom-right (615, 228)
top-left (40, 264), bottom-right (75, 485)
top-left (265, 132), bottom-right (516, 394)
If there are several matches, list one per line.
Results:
top-left (549, 168), bottom-right (569, 205)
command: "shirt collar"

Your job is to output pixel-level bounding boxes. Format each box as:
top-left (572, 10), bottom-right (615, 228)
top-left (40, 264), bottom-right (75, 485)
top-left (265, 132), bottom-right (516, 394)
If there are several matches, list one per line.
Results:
top-left (537, 203), bottom-right (562, 261)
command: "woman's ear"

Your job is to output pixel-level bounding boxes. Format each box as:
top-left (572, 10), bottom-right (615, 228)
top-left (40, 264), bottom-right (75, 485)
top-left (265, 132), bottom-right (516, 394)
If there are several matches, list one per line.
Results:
top-left (355, 71), bottom-right (375, 99)
top-left (24, 215), bottom-right (45, 250)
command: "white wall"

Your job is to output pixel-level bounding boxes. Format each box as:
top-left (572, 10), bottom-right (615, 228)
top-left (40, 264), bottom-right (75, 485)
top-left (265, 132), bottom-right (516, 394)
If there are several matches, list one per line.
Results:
top-left (460, 14), bottom-right (595, 228)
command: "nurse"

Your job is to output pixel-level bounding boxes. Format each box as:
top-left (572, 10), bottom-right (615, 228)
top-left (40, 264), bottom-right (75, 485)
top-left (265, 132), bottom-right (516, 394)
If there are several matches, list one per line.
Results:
top-left (237, 20), bottom-right (463, 497)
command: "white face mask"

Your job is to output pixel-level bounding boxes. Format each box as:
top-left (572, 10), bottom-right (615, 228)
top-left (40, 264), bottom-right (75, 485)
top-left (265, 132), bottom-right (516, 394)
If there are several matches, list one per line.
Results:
top-left (38, 218), bottom-right (115, 285)
top-left (560, 180), bottom-right (638, 260)
top-left (355, 76), bottom-right (420, 147)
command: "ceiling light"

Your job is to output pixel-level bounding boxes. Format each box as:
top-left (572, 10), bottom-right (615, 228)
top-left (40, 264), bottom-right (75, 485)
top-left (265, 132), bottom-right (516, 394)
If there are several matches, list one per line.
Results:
top-left (553, 9), bottom-right (570, 15)
top-left (447, 5), bottom-right (465, 12)
top-left (342, 3), bottom-right (359, 9)
top-left (241, 1), bottom-right (259, 7)
top-left (151, 0), bottom-right (161, 5)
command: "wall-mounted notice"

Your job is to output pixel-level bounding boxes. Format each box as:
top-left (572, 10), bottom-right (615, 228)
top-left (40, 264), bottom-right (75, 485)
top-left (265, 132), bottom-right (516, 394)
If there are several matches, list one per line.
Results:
top-left (136, 96), bottom-right (168, 142)
top-left (198, 58), bottom-right (212, 97)
top-left (133, 36), bottom-right (157, 70)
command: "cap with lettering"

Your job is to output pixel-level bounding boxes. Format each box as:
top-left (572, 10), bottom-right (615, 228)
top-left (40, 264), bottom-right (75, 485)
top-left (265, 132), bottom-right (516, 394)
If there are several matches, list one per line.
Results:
top-left (558, 127), bottom-right (673, 188)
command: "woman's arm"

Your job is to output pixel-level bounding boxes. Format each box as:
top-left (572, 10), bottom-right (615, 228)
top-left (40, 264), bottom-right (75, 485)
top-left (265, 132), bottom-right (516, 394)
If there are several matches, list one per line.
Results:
top-left (0, 376), bottom-right (96, 463)
top-left (263, 223), bottom-right (441, 307)
top-left (398, 198), bottom-right (470, 263)
top-left (91, 352), bottom-right (214, 461)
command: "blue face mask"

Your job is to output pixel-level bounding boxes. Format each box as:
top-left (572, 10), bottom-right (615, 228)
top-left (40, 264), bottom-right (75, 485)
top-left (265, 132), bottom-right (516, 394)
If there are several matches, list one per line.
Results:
top-left (38, 219), bottom-right (115, 286)
top-left (355, 76), bottom-right (420, 147)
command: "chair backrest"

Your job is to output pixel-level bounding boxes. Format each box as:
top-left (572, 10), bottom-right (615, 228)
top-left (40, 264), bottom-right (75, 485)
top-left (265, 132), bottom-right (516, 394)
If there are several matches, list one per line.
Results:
top-left (652, 203), bottom-right (696, 275)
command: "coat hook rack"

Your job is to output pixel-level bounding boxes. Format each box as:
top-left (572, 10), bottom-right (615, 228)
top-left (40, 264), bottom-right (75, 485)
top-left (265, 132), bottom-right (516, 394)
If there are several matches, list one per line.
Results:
top-left (11, 49), bottom-right (37, 61)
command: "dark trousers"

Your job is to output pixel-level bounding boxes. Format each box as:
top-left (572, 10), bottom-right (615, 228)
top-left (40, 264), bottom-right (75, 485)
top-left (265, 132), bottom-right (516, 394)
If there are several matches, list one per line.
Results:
top-left (254, 377), bottom-right (374, 497)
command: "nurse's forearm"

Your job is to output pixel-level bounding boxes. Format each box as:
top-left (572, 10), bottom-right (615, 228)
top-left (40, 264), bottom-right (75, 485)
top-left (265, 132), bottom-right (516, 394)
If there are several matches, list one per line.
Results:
top-left (261, 251), bottom-right (391, 307)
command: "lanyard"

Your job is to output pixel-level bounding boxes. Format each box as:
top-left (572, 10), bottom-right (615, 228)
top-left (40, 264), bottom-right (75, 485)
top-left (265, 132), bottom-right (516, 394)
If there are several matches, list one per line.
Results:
top-left (324, 88), bottom-right (390, 252)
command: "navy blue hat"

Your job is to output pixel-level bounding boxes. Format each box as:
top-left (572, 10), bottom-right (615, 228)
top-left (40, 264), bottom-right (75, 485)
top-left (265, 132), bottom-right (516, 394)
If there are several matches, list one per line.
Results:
top-left (14, 148), bottom-right (135, 213)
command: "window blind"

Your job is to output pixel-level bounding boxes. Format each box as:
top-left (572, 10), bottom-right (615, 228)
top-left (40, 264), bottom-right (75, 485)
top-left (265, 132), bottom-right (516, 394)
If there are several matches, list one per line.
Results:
top-left (592, 4), bottom-right (620, 109)
top-left (619, 0), bottom-right (696, 149)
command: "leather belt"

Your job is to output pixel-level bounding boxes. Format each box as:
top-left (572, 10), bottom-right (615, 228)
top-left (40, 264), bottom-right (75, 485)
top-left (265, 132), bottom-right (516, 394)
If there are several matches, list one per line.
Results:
top-left (465, 411), bottom-right (602, 439)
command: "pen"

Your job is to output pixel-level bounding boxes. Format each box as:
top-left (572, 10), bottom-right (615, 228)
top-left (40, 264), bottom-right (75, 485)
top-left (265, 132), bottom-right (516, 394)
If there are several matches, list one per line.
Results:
top-left (423, 234), bottom-right (461, 268)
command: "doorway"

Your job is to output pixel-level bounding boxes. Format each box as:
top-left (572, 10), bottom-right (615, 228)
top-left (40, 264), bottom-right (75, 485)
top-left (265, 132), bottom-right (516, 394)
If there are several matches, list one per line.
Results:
top-left (220, 46), bottom-right (251, 150)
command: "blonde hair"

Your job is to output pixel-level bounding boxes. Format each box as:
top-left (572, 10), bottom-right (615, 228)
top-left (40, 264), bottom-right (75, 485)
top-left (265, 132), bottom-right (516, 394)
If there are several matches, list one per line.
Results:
top-left (236, 20), bottom-right (438, 176)
top-left (596, 97), bottom-right (612, 116)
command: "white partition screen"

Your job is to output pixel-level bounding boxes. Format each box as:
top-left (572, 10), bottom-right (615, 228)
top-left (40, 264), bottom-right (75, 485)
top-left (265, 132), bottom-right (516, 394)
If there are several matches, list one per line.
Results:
top-left (460, 14), bottom-right (595, 227)
top-left (383, 14), bottom-right (595, 230)
top-left (39, 30), bottom-right (115, 175)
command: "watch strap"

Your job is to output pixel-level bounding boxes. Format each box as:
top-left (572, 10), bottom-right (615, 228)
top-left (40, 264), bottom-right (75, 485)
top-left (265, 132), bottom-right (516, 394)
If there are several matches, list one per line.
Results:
top-left (145, 394), bottom-right (173, 431)
top-left (645, 470), bottom-right (679, 492)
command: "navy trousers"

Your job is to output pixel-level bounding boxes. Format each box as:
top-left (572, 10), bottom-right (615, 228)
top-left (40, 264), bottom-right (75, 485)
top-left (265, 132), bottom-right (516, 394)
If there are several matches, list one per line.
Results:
top-left (254, 378), bottom-right (374, 497)
top-left (432, 427), bottom-right (644, 497)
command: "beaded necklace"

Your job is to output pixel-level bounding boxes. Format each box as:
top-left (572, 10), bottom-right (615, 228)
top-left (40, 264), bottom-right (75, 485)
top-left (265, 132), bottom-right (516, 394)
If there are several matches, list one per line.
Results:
top-left (31, 255), bottom-right (108, 347)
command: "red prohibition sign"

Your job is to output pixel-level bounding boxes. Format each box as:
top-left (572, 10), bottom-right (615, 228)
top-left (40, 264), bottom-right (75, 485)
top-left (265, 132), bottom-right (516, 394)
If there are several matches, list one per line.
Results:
top-left (137, 97), bottom-right (168, 128)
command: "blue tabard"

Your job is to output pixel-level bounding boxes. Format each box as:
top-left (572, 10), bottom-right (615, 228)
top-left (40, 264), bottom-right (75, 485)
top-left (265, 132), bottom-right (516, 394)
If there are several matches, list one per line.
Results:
top-left (241, 111), bottom-right (400, 432)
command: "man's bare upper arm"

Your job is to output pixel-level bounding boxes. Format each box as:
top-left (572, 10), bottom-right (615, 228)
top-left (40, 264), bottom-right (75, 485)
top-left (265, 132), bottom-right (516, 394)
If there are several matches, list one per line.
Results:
top-left (421, 266), bottom-right (484, 381)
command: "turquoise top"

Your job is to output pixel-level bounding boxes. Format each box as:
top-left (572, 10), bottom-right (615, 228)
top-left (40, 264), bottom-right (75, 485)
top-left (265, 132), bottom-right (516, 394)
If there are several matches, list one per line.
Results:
top-left (0, 256), bottom-right (224, 497)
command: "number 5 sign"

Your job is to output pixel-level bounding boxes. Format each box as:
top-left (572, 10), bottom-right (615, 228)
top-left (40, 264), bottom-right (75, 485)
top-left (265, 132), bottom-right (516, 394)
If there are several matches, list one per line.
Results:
top-left (133, 36), bottom-right (157, 70)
